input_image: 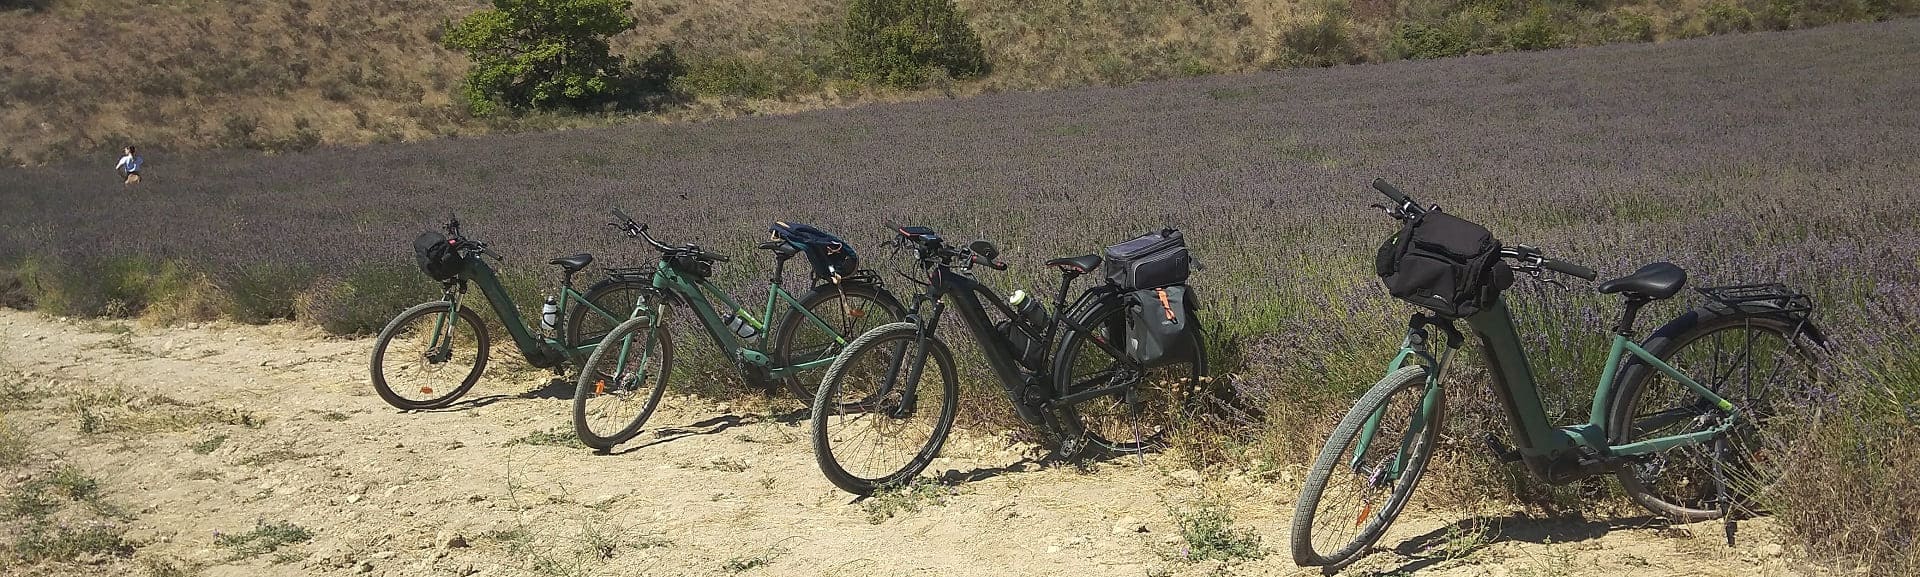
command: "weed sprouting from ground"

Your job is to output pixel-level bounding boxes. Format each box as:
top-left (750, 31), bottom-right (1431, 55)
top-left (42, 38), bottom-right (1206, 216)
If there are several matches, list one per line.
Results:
top-left (722, 545), bottom-right (787, 573)
top-left (507, 428), bottom-right (585, 448)
top-left (861, 479), bottom-right (951, 524)
top-left (216, 520), bottom-right (313, 560)
top-left (1165, 501), bottom-right (1265, 564)
top-left (190, 434), bottom-right (228, 455)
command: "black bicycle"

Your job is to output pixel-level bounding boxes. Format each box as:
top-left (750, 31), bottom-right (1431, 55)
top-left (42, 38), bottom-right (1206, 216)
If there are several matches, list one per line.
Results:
top-left (809, 225), bottom-right (1213, 495)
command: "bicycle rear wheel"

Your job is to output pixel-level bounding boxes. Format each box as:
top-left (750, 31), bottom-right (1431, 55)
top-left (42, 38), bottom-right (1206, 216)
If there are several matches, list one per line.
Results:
top-left (810, 323), bottom-right (958, 496)
top-left (370, 301), bottom-right (490, 410)
top-left (572, 313), bottom-right (675, 451)
top-left (773, 282), bottom-right (905, 405)
top-left (1051, 299), bottom-right (1208, 454)
top-left (1291, 365), bottom-right (1443, 569)
top-left (1609, 313), bottom-right (1825, 521)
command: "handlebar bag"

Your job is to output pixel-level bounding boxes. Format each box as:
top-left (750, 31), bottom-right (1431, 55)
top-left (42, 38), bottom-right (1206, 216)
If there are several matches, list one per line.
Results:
top-left (1105, 229), bottom-right (1192, 289)
top-left (1375, 209), bottom-right (1513, 318)
top-left (771, 221), bottom-right (859, 281)
top-left (413, 231), bottom-right (467, 281)
top-left (1126, 285), bottom-right (1199, 368)
top-left (666, 253), bottom-right (714, 280)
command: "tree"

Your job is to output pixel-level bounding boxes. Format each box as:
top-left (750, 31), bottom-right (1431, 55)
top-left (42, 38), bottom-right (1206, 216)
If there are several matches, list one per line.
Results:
top-left (442, 0), bottom-right (637, 114)
top-left (844, 0), bottom-right (990, 88)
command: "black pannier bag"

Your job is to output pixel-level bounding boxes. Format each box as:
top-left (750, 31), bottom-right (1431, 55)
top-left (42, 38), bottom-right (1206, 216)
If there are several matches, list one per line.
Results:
top-left (1126, 285), bottom-right (1198, 367)
top-left (1375, 209), bottom-right (1514, 318)
top-left (770, 221), bottom-right (859, 280)
top-left (413, 231), bottom-right (467, 281)
top-left (1105, 229), bottom-right (1192, 289)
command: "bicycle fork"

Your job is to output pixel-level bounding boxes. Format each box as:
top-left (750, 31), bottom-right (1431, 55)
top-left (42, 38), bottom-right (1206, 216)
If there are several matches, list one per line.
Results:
top-left (1352, 337), bottom-right (1457, 489)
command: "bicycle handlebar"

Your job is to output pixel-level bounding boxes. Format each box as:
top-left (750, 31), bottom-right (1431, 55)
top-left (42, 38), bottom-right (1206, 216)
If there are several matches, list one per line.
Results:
top-left (1372, 178), bottom-right (1412, 207)
top-left (1541, 258), bottom-right (1597, 281)
top-left (1504, 246), bottom-right (1597, 281)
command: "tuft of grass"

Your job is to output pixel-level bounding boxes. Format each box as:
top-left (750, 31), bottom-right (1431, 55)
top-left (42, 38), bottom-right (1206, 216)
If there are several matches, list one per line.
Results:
top-left (140, 556), bottom-right (196, 577)
top-left (506, 428), bottom-right (584, 448)
top-left (182, 469), bottom-right (221, 481)
top-left (189, 434), bottom-right (228, 455)
top-left (235, 448), bottom-right (315, 468)
top-left (315, 410), bottom-right (350, 422)
top-left (68, 385), bottom-right (261, 435)
top-left (861, 479), bottom-right (950, 524)
top-left (0, 420), bottom-right (31, 468)
top-left (721, 545), bottom-right (786, 573)
top-left (1165, 501), bottom-right (1265, 564)
top-left (216, 520), bottom-right (313, 560)
top-left (11, 520), bottom-right (136, 562)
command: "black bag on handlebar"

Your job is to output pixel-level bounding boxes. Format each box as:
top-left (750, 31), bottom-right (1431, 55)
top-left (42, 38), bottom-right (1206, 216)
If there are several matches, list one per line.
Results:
top-left (1126, 284), bottom-right (1198, 367)
top-left (1375, 210), bottom-right (1513, 318)
top-left (666, 253), bottom-right (714, 280)
top-left (413, 231), bottom-right (467, 281)
top-left (1105, 229), bottom-right (1191, 289)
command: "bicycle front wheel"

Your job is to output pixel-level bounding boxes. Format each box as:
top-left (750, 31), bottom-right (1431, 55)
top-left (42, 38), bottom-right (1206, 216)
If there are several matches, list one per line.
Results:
top-left (810, 322), bottom-right (958, 496)
top-left (773, 282), bottom-right (906, 405)
top-left (370, 301), bottom-right (490, 410)
top-left (1609, 312), bottom-right (1826, 522)
top-left (572, 313), bottom-right (675, 451)
top-left (1051, 298), bottom-right (1208, 454)
top-left (1291, 365), bottom-right (1443, 569)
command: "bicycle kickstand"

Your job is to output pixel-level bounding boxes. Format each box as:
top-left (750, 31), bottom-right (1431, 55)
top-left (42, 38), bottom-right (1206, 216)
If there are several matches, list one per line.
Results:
top-left (1713, 436), bottom-right (1736, 547)
top-left (1127, 388), bottom-right (1144, 466)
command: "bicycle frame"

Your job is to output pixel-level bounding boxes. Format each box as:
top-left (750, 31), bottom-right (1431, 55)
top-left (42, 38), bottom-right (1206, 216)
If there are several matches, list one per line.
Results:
top-left (435, 258), bottom-right (641, 368)
top-left (1365, 297), bottom-right (1742, 484)
top-left (648, 259), bottom-right (851, 379)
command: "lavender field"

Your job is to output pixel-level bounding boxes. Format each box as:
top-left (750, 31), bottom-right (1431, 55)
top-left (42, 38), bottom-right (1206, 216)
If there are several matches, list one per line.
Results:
top-left (4, 19), bottom-right (1919, 572)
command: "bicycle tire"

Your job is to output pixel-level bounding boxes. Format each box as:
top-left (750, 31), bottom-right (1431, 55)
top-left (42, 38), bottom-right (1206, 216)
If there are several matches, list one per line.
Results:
top-left (1050, 297), bottom-right (1209, 454)
top-left (1290, 365), bottom-right (1443, 569)
top-left (1609, 312), bottom-right (1824, 522)
top-left (572, 313), bottom-right (675, 451)
top-left (810, 322), bottom-right (959, 496)
top-left (772, 282), bottom-right (906, 405)
top-left (370, 302), bottom-right (490, 411)
top-left (563, 278), bottom-right (655, 351)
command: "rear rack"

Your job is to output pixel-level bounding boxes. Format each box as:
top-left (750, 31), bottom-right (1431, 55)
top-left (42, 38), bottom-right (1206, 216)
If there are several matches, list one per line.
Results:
top-left (605, 266), bottom-right (656, 282)
top-left (1695, 283), bottom-right (1814, 315)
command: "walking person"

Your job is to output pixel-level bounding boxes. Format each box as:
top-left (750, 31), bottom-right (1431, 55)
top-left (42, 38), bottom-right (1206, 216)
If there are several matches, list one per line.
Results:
top-left (115, 146), bottom-right (143, 185)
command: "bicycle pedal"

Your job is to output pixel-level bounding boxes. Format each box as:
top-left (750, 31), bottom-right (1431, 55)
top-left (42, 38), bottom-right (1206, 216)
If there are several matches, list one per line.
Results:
top-left (1483, 436), bottom-right (1523, 463)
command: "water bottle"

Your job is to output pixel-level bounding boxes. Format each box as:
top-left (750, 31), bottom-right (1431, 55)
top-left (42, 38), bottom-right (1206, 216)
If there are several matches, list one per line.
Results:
top-left (722, 311), bottom-right (759, 339)
top-left (1008, 290), bottom-right (1050, 328)
top-left (540, 296), bottom-right (560, 333)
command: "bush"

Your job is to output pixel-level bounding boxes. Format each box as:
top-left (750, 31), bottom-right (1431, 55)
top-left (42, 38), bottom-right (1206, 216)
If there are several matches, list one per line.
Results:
top-left (18, 255), bottom-right (219, 320)
top-left (675, 55), bottom-right (823, 99)
top-left (0, 0), bottom-right (51, 12)
top-left (1395, 22), bottom-right (1471, 59)
top-left (1273, 11), bottom-right (1360, 68)
top-left (843, 0), bottom-right (990, 88)
top-left (1604, 9), bottom-right (1657, 42)
top-left (1703, 1), bottom-right (1756, 34)
top-left (442, 0), bottom-right (638, 114)
top-left (222, 264), bottom-right (317, 324)
top-left (1505, 8), bottom-right (1567, 51)
top-left (296, 266), bottom-right (438, 336)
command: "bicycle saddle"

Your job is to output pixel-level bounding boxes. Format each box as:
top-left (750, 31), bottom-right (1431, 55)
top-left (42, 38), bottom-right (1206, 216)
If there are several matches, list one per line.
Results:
top-left (758, 240), bottom-right (802, 256)
top-left (1597, 261), bottom-right (1686, 300)
top-left (549, 253), bottom-right (594, 273)
top-left (1046, 254), bottom-right (1102, 274)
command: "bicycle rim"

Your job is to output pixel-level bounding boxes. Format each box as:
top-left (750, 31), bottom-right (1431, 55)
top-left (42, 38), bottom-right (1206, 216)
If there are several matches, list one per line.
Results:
top-left (1294, 366), bottom-right (1441, 567)
top-left (813, 327), bottom-right (957, 493)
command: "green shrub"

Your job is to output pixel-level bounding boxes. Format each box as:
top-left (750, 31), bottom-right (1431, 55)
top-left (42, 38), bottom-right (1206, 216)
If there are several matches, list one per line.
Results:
top-left (843, 0), bottom-right (990, 88)
top-left (18, 255), bottom-right (219, 320)
top-left (0, 0), bottom-right (52, 12)
top-left (1273, 11), bottom-right (1360, 68)
top-left (1703, 1), bottom-right (1756, 34)
top-left (675, 56), bottom-right (823, 99)
top-left (296, 266), bottom-right (438, 336)
top-left (1604, 9), bottom-right (1657, 42)
top-left (1395, 22), bottom-right (1471, 59)
top-left (1505, 8), bottom-right (1566, 51)
top-left (222, 263), bottom-right (317, 324)
top-left (442, 0), bottom-right (639, 114)
top-left (0, 268), bottom-right (29, 309)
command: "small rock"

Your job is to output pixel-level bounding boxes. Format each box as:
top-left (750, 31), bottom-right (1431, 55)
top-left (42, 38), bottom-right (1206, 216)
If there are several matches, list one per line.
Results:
top-left (346, 494), bottom-right (363, 504)
top-left (370, 551), bottom-right (396, 560)
top-left (447, 440), bottom-right (465, 450)
top-left (1112, 517), bottom-right (1148, 534)
top-left (717, 404), bottom-right (732, 413)
top-left (1760, 543), bottom-right (1784, 557)
top-left (438, 531), bottom-right (469, 549)
top-left (355, 561), bottom-right (374, 574)
top-left (1046, 546), bottom-right (1061, 554)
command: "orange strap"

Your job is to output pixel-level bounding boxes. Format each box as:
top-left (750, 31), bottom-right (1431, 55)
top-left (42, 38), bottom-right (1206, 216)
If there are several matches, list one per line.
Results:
top-left (1157, 288), bottom-right (1175, 321)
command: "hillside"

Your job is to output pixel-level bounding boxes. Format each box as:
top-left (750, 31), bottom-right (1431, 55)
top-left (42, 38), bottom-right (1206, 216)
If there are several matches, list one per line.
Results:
top-left (4, 0), bottom-right (1916, 165)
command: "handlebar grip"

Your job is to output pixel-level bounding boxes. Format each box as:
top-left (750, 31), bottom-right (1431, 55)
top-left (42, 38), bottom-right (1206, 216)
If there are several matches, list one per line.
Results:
top-left (705, 252), bottom-right (731, 263)
top-left (1544, 259), bottom-right (1597, 281)
top-left (1373, 178), bottom-right (1412, 205)
top-left (610, 208), bottom-right (632, 222)
top-left (971, 255), bottom-right (1007, 271)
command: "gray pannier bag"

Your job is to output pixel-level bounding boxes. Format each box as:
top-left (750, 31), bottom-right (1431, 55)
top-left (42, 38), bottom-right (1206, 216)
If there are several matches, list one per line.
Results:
top-left (1126, 284), bottom-right (1198, 367)
top-left (1104, 229), bottom-right (1191, 289)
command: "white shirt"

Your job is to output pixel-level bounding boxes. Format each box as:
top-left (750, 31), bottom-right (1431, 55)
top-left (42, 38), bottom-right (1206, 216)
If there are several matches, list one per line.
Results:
top-left (116, 154), bottom-right (143, 173)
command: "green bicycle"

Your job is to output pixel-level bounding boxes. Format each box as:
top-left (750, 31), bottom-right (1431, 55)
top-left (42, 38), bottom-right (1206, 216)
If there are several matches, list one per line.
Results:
top-left (571, 210), bottom-right (906, 451)
top-left (369, 217), bottom-right (651, 410)
top-left (1290, 179), bottom-right (1830, 570)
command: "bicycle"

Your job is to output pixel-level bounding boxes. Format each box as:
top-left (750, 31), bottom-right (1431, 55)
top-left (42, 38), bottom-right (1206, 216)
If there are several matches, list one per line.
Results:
top-left (808, 225), bottom-right (1213, 495)
top-left (1289, 179), bottom-right (1830, 570)
top-left (571, 210), bottom-right (907, 451)
top-left (370, 217), bottom-right (652, 410)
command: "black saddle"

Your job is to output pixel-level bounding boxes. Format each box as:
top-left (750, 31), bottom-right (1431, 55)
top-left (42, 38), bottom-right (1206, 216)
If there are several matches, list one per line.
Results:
top-left (1046, 254), bottom-right (1102, 274)
top-left (549, 253), bottom-right (594, 274)
top-left (1598, 262), bottom-right (1687, 300)
top-left (758, 240), bottom-right (802, 257)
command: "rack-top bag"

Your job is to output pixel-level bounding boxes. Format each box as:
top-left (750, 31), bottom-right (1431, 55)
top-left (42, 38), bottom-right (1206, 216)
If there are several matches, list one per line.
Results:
top-left (771, 221), bottom-right (859, 281)
top-left (1105, 229), bottom-right (1191, 289)
top-left (413, 231), bottom-right (467, 281)
top-left (1375, 209), bottom-right (1513, 318)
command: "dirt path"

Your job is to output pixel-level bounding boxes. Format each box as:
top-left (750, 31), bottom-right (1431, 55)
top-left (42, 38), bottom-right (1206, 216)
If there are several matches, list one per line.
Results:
top-left (0, 309), bottom-right (1832, 576)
